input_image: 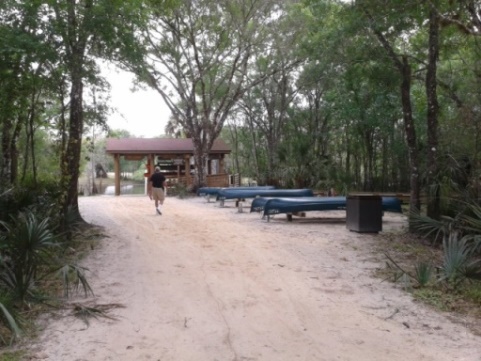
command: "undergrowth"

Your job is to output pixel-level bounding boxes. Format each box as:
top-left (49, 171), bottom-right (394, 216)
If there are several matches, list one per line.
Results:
top-left (374, 231), bottom-right (481, 335)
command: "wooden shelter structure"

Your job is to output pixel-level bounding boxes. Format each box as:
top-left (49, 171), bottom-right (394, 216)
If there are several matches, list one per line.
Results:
top-left (105, 138), bottom-right (231, 195)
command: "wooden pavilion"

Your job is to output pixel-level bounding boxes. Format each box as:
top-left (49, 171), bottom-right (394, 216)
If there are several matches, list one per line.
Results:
top-left (105, 138), bottom-right (231, 195)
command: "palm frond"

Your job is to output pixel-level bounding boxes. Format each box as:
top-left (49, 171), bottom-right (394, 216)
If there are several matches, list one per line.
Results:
top-left (408, 211), bottom-right (453, 241)
top-left (459, 202), bottom-right (481, 234)
top-left (439, 233), bottom-right (481, 286)
top-left (72, 302), bottom-right (124, 326)
top-left (414, 261), bottom-right (433, 287)
top-left (0, 211), bottom-right (58, 300)
top-left (0, 302), bottom-right (22, 341)
top-left (56, 264), bottom-right (94, 298)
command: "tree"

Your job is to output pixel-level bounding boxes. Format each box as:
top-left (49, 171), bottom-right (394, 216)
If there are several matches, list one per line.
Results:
top-left (425, 4), bottom-right (441, 220)
top-left (234, 55), bottom-right (302, 185)
top-left (353, 0), bottom-right (425, 226)
top-left (139, 0), bottom-right (293, 188)
top-left (0, 1), bottom-right (56, 188)
top-left (294, 0), bottom-right (410, 193)
top-left (430, 0), bottom-right (481, 36)
top-left (42, 0), bottom-right (151, 221)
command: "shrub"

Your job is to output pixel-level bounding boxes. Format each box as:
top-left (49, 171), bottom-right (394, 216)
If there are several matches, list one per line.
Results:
top-left (0, 210), bottom-right (93, 343)
top-left (440, 233), bottom-right (481, 287)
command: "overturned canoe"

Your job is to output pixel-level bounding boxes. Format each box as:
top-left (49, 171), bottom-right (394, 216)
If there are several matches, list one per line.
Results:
top-left (217, 188), bottom-right (314, 201)
top-left (250, 196), bottom-right (402, 218)
top-left (197, 185), bottom-right (275, 197)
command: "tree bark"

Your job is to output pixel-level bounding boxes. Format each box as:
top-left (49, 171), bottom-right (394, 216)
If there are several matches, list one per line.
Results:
top-left (425, 7), bottom-right (441, 220)
top-left (61, 55), bottom-right (84, 221)
top-left (1, 93), bottom-right (15, 188)
top-left (364, 8), bottom-right (421, 228)
top-left (400, 56), bottom-right (421, 223)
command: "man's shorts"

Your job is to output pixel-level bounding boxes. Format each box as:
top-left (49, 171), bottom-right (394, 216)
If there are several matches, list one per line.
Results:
top-left (152, 187), bottom-right (165, 203)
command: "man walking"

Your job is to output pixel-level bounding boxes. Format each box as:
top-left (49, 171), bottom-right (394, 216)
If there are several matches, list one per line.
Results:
top-left (149, 166), bottom-right (166, 215)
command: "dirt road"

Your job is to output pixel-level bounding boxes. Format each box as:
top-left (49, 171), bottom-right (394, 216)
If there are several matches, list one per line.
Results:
top-left (27, 195), bottom-right (481, 360)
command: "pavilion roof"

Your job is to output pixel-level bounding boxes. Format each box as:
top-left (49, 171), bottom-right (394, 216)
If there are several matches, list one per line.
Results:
top-left (105, 138), bottom-right (231, 155)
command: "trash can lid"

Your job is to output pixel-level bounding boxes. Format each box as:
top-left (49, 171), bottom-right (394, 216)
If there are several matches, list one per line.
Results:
top-left (347, 194), bottom-right (382, 200)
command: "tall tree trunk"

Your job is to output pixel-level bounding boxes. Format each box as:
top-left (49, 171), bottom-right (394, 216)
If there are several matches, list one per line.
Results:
top-left (248, 122), bottom-right (261, 184)
top-left (400, 56), bottom-right (421, 225)
top-left (0, 57), bottom-right (23, 188)
top-left (364, 130), bottom-right (375, 191)
top-left (61, 59), bottom-right (84, 221)
top-left (21, 125), bottom-right (30, 183)
top-left (365, 9), bottom-right (422, 229)
top-left (192, 138), bottom-right (207, 189)
top-left (29, 111), bottom-right (37, 186)
top-left (10, 118), bottom-right (22, 186)
top-left (345, 130), bottom-right (351, 186)
top-left (1, 109), bottom-right (14, 188)
top-left (426, 7), bottom-right (441, 220)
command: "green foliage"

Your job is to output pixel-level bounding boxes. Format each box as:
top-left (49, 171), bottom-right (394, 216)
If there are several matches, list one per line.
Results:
top-left (440, 233), bottom-right (481, 286)
top-left (410, 192), bottom-right (481, 245)
top-left (0, 205), bottom-right (94, 343)
top-left (56, 264), bottom-right (93, 298)
top-left (412, 288), bottom-right (456, 312)
top-left (0, 293), bottom-right (22, 343)
top-left (0, 179), bottom-right (64, 230)
top-left (463, 283), bottom-right (481, 305)
top-left (409, 212), bottom-right (450, 242)
top-left (169, 183), bottom-right (191, 199)
top-left (0, 211), bottom-right (58, 301)
top-left (414, 261), bottom-right (434, 287)
top-left (383, 235), bottom-right (481, 319)
top-left (387, 233), bottom-right (481, 290)
top-left (384, 252), bottom-right (434, 287)
top-left (132, 165), bottom-right (148, 182)
top-left (0, 351), bottom-right (25, 361)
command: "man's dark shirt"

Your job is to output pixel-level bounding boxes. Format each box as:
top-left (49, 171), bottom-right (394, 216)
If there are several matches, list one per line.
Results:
top-left (150, 172), bottom-right (166, 189)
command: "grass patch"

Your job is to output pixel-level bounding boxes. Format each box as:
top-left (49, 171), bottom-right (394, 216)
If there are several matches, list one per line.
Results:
top-left (413, 288), bottom-right (459, 311)
top-left (374, 231), bottom-right (481, 335)
top-left (461, 282), bottom-right (481, 306)
top-left (0, 350), bottom-right (25, 361)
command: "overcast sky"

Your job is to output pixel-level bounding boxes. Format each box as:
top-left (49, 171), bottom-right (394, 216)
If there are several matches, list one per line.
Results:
top-left (102, 64), bottom-right (171, 138)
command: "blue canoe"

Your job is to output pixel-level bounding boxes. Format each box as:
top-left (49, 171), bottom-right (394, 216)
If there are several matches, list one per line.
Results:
top-left (197, 186), bottom-right (275, 197)
top-left (250, 196), bottom-right (403, 217)
top-left (216, 188), bottom-right (314, 201)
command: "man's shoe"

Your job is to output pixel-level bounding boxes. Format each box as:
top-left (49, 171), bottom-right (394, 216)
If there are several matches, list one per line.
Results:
top-left (156, 208), bottom-right (162, 215)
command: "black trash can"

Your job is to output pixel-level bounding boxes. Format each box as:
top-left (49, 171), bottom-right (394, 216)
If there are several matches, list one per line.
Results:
top-left (346, 195), bottom-right (382, 233)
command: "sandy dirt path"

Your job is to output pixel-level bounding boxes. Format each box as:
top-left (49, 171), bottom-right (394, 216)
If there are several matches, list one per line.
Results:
top-left (26, 195), bottom-right (481, 361)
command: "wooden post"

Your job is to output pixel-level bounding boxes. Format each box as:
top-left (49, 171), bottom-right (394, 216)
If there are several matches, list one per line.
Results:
top-left (114, 154), bottom-right (121, 196)
top-left (220, 154), bottom-right (225, 173)
top-left (149, 154), bottom-right (155, 174)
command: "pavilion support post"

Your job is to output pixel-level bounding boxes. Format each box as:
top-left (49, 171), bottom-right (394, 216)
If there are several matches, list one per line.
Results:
top-left (220, 155), bottom-right (225, 173)
top-left (149, 154), bottom-right (155, 174)
top-left (207, 159), bottom-right (212, 175)
top-left (114, 154), bottom-right (121, 196)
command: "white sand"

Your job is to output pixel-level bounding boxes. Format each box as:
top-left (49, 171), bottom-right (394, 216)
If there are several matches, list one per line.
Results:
top-left (25, 195), bottom-right (481, 360)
